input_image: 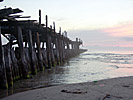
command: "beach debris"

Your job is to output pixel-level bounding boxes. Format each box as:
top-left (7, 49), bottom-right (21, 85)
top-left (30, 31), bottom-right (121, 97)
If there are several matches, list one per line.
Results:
top-left (122, 85), bottom-right (130, 88)
top-left (102, 94), bottom-right (111, 100)
top-left (99, 84), bottom-right (104, 86)
top-left (61, 89), bottom-right (87, 94)
top-left (93, 80), bottom-right (98, 83)
top-left (110, 65), bottom-right (119, 68)
top-left (101, 94), bottom-right (123, 100)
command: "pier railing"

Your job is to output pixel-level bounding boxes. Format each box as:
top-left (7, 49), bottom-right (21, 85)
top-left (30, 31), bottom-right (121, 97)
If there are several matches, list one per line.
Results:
top-left (0, 7), bottom-right (86, 89)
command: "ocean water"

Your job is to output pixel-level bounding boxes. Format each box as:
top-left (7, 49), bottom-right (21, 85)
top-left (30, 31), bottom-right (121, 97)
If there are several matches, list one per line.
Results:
top-left (49, 49), bottom-right (133, 84)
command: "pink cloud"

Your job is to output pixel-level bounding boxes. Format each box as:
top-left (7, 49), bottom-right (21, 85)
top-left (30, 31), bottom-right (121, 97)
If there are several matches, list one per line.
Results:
top-left (84, 38), bottom-right (133, 48)
top-left (103, 23), bottom-right (133, 37)
top-left (69, 27), bottom-right (133, 48)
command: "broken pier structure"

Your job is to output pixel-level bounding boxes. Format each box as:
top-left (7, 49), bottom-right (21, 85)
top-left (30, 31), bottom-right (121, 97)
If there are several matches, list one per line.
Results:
top-left (0, 7), bottom-right (86, 89)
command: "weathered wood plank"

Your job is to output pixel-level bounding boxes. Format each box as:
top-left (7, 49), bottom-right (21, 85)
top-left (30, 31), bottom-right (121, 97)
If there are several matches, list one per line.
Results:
top-left (0, 8), bottom-right (23, 20)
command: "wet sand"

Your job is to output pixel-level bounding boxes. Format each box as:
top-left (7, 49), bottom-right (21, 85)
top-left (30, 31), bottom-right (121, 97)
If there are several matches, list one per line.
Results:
top-left (0, 67), bottom-right (63, 99)
top-left (1, 76), bottom-right (133, 100)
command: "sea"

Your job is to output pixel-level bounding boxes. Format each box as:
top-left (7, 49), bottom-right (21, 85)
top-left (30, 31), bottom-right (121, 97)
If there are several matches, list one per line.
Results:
top-left (48, 49), bottom-right (133, 84)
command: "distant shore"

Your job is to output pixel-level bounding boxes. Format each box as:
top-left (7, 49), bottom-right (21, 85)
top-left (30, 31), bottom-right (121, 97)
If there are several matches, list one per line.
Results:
top-left (2, 76), bottom-right (133, 100)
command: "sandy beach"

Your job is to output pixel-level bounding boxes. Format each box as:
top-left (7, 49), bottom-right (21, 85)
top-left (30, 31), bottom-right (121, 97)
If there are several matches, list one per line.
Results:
top-left (1, 76), bottom-right (133, 100)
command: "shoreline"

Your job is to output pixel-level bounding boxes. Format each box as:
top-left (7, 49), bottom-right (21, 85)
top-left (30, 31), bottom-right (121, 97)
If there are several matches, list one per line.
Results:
top-left (1, 76), bottom-right (133, 100)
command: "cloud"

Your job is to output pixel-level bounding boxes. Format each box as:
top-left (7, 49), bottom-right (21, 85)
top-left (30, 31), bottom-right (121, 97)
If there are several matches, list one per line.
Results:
top-left (68, 29), bottom-right (121, 46)
top-left (121, 37), bottom-right (133, 41)
top-left (55, 18), bottom-right (66, 21)
top-left (103, 23), bottom-right (133, 37)
top-left (68, 27), bottom-right (133, 48)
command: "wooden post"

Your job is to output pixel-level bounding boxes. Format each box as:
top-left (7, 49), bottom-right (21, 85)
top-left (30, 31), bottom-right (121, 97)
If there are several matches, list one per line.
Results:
top-left (46, 36), bottom-right (52, 68)
top-left (67, 42), bottom-right (70, 50)
top-left (46, 15), bottom-right (48, 28)
top-left (41, 48), bottom-right (48, 68)
top-left (39, 9), bottom-right (41, 25)
top-left (32, 41), bottom-right (39, 71)
top-left (59, 27), bottom-right (61, 35)
top-left (58, 40), bottom-right (62, 63)
top-left (72, 43), bottom-right (74, 49)
top-left (42, 42), bottom-right (45, 48)
top-left (61, 40), bottom-right (65, 62)
top-left (36, 32), bottom-right (44, 71)
top-left (66, 42), bottom-right (70, 59)
top-left (46, 15), bottom-right (52, 68)
top-left (55, 38), bottom-right (60, 65)
top-left (27, 30), bottom-right (37, 74)
top-left (17, 26), bottom-right (29, 78)
top-left (24, 48), bottom-right (31, 74)
top-left (57, 28), bottom-right (65, 64)
top-left (64, 31), bottom-right (67, 37)
top-left (50, 25), bottom-right (52, 29)
top-left (53, 22), bottom-right (59, 64)
top-left (3, 43), bottom-right (13, 87)
top-left (0, 25), bottom-right (8, 89)
top-left (10, 48), bottom-right (20, 80)
top-left (25, 42), bottom-right (28, 47)
top-left (49, 38), bottom-right (56, 67)
top-left (75, 38), bottom-right (79, 49)
top-left (53, 22), bottom-right (55, 33)
top-left (69, 43), bottom-right (73, 58)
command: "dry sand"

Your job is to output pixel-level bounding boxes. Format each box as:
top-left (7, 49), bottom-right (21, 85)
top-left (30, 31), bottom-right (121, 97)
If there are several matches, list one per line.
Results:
top-left (1, 76), bottom-right (133, 100)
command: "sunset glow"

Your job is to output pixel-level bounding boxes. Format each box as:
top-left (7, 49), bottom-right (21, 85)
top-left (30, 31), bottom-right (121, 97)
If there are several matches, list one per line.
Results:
top-left (103, 24), bottom-right (133, 37)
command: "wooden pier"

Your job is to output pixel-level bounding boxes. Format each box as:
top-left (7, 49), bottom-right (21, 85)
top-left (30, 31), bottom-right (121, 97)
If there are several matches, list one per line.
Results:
top-left (0, 7), bottom-right (86, 89)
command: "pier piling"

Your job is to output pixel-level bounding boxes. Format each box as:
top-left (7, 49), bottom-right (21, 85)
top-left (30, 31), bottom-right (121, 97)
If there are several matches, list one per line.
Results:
top-left (27, 30), bottom-right (37, 74)
top-left (17, 26), bottom-right (29, 78)
top-left (0, 26), bottom-right (8, 89)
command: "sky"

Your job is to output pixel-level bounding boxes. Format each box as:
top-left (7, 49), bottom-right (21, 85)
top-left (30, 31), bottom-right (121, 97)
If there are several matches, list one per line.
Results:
top-left (1, 0), bottom-right (133, 51)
